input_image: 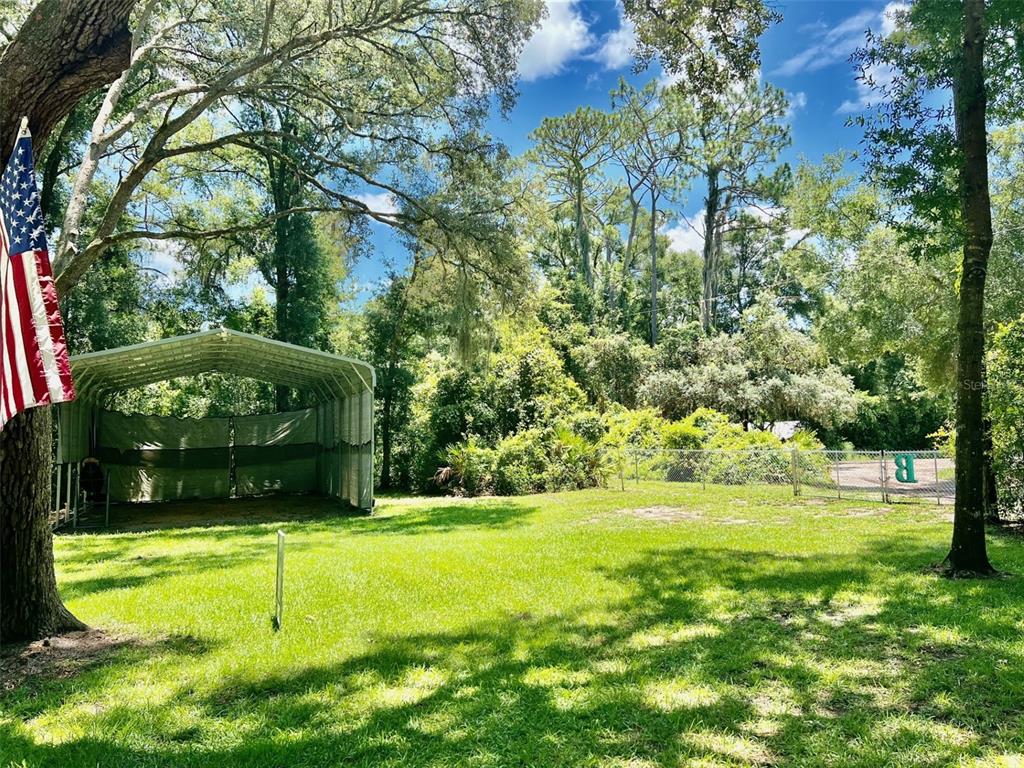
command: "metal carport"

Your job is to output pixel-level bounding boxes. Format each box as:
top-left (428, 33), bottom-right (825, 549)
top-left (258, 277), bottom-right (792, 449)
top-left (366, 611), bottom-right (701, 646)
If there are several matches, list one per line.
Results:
top-left (53, 328), bottom-right (374, 516)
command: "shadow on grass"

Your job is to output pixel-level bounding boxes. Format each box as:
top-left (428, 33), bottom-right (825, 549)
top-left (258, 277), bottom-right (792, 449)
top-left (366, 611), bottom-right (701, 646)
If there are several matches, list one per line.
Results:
top-left (56, 499), bottom-right (535, 603)
top-left (57, 536), bottom-right (321, 601)
top-left (342, 500), bottom-right (538, 536)
top-left (8, 538), bottom-right (1024, 766)
top-left (61, 498), bottom-right (536, 547)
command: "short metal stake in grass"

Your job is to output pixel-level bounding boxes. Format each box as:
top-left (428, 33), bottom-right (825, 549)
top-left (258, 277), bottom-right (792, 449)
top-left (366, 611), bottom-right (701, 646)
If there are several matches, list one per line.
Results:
top-left (273, 530), bottom-right (285, 631)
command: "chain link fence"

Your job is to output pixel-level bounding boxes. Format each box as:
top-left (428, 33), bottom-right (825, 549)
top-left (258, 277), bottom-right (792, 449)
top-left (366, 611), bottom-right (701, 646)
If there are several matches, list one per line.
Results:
top-left (625, 448), bottom-right (955, 505)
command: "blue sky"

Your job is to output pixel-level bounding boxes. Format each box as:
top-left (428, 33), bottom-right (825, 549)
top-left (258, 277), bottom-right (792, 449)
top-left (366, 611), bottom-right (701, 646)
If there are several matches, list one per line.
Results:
top-left (349, 0), bottom-right (907, 300)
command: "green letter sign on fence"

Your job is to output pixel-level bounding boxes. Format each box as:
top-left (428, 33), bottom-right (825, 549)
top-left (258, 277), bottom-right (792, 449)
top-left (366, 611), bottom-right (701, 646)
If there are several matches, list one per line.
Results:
top-left (893, 453), bottom-right (916, 483)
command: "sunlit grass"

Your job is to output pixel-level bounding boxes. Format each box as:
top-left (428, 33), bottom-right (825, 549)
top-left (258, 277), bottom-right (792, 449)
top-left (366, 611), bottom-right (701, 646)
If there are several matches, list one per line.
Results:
top-left (3, 482), bottom-right (1024, 767)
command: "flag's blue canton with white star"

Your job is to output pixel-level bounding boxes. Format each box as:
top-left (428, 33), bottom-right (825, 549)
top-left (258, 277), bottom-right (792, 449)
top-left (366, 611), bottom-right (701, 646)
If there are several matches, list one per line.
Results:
top-left (0, 135), bottom-right (47, 257)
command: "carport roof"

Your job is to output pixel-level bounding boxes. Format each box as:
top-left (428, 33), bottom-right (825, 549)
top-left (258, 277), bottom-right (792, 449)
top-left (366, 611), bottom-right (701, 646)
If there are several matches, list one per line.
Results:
top-left (70, 328), bottom-right (374, 402)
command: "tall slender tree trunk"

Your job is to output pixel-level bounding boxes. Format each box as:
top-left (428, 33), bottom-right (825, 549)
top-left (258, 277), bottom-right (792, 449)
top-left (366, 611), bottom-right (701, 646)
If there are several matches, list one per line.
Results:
top-left (700, 168), bottom-right (721, 333)
top-left (378, 260), bottom-right (418, 491)
top-left (274, 249), bottom-right (291, 412)
top-left (379, 383), bottom-right (394, 490)
top-left (619, 197), bottom-right (640, 325)
top-left (0, 0), bottom-right (139, 643)
top-left (574, 170), bottom-right (592, 290)
top-left (649, 190), bottom-right (658, 346)
top-left (946, 0), bottom-right (994, 575)
top-left (1, 409), bottom-right (85, 641)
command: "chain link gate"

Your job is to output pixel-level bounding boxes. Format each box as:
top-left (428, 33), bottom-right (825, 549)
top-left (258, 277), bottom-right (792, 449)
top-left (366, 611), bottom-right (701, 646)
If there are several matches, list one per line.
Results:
top-left (627, 448), bottom-right (955, 505)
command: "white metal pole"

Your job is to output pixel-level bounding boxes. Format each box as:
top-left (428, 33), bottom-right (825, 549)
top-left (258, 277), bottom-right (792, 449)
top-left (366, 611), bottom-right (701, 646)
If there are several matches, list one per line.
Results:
top-left (274, 530), bottom-right (285, 630)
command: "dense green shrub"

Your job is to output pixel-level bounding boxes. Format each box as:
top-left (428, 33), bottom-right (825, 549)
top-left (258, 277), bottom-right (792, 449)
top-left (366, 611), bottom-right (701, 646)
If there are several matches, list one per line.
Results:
top-left (989, 317), bottom-right (1024, 517)
top-left (445, 427), bottom-right (606, 497)
top-left (440, 437), bottom-right (496, 496)
top-left (661, 421), bottom-right (705, 449)
top-left (493, 429), bottom-right (549, 495)
top-left (600, 406), bottom-right (667, 450)
top-left (546, 428), bottom-right (605, 490)
top-left (572, 333), bottom-right (653, 409)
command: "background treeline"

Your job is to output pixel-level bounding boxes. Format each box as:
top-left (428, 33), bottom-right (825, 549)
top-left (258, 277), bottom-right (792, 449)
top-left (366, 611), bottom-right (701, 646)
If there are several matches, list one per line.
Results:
top-left (37, 0), bottom-right (1024, 509)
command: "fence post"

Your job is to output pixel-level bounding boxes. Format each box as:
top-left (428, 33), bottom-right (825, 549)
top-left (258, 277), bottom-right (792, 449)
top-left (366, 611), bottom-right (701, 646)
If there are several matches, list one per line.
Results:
top-left (880, 450), bottom-right (889, 503)
top-left (634, 452), bottom-right (639, 485)
top-left (934, 452), bottom-right (941, 506)
top-left (791, 448), bottom-right (800, 496)
top-left (835, 454), bottom-right (842, 499)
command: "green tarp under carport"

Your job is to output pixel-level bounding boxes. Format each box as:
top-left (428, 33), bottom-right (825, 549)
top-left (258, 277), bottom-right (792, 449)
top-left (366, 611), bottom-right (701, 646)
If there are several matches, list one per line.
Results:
top-left (54, 328), bottom-right (374, 511)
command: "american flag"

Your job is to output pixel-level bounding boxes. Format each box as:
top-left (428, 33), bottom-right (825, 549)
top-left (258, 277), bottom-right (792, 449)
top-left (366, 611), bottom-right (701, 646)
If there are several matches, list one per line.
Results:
top-left (0, 123), bottom-right (75, 431)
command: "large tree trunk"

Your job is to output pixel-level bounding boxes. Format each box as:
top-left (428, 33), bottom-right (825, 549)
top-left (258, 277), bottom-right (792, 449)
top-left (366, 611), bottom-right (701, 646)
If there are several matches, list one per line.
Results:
top-left (0, 0), bottom-right (136, 158)
top-left (0, 0), bottom-right (138, 643)
top-left (1, 409), bottom-right (86, 641)
top-left (946, 0), bottom-right (994, 575)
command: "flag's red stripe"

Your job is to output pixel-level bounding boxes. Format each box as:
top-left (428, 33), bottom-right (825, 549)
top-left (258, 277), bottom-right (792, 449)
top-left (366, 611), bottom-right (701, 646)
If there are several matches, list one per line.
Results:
top-left (3, 293), bottom-right (26, 415)
top-left (33, 250), bottom-right (75, 399)
top-left (0, 219), bottom-right (17, 423)
top-left (9, 251), bottom-right (50, 405)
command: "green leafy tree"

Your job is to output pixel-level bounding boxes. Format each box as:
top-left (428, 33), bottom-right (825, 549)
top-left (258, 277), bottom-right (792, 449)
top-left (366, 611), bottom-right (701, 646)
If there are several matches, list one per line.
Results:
top-left (851, 0), bottom-right (1024, 573)
top-left (664, 80), bottom-right (791, 332)
top-left (624, 0), bottom-right (779, 95)
top-left (528, 108), bottom-right (616, 293)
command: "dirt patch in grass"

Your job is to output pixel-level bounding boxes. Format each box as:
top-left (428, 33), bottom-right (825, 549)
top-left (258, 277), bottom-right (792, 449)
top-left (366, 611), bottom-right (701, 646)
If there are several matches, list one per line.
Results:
top-left (812, 506), bottom-right (893, 519)
top-left (617, 506), bottom-right (705, 523)
top-left (1, 629), bottom-right (139, 692)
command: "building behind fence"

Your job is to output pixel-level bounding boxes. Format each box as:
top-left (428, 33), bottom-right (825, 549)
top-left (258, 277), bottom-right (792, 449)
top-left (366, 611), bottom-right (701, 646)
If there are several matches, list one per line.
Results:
top-left (626, 448), bottom-right (955, 505)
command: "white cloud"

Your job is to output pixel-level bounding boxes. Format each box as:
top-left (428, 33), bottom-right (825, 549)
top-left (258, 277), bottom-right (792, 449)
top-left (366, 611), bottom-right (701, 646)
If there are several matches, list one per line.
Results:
top-left (589, 2), bottom-right (636, 70)
top-left (835, 61), bottom-right (895, 114)
top-left (657, 68), bottom-right (685, 90)
top-left (785, 91), bottom-right (807, 118)
top-left (773, 4), bottom-right (908, 114)
top-left (137, 240), bottom-right (180, 283)
top-left (518, 1), bottom-right (594, 81)
top-left (881, 1), bottom-right (909, 36)
top-left (663, 214), bottom-right (707, 254)
top-left (773, 9), bottom-right (875, 77)
top-left (354, 191), bottom-right (399, 215)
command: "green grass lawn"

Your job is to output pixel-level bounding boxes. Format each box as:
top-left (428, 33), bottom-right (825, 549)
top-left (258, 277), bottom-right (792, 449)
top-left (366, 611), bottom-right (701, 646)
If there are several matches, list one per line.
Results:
top-left (3, 483), bottom-right (1024, 767)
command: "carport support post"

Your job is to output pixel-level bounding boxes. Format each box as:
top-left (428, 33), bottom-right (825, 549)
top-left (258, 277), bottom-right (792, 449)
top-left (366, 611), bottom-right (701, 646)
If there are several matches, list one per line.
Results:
top-left (55, 463), bottom-right (62, 519)
top-left (73, 463), bottom-right (81, 529)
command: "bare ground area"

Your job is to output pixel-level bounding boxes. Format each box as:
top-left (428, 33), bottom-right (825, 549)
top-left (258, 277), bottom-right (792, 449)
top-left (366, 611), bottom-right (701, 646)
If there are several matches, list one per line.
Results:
top-left (0, 630), bottom-right (137, 692)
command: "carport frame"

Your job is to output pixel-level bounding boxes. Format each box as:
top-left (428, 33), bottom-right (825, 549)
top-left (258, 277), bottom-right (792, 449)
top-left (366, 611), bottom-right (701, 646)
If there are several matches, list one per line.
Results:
top-left (55, 328), bottom-right (375, 514)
